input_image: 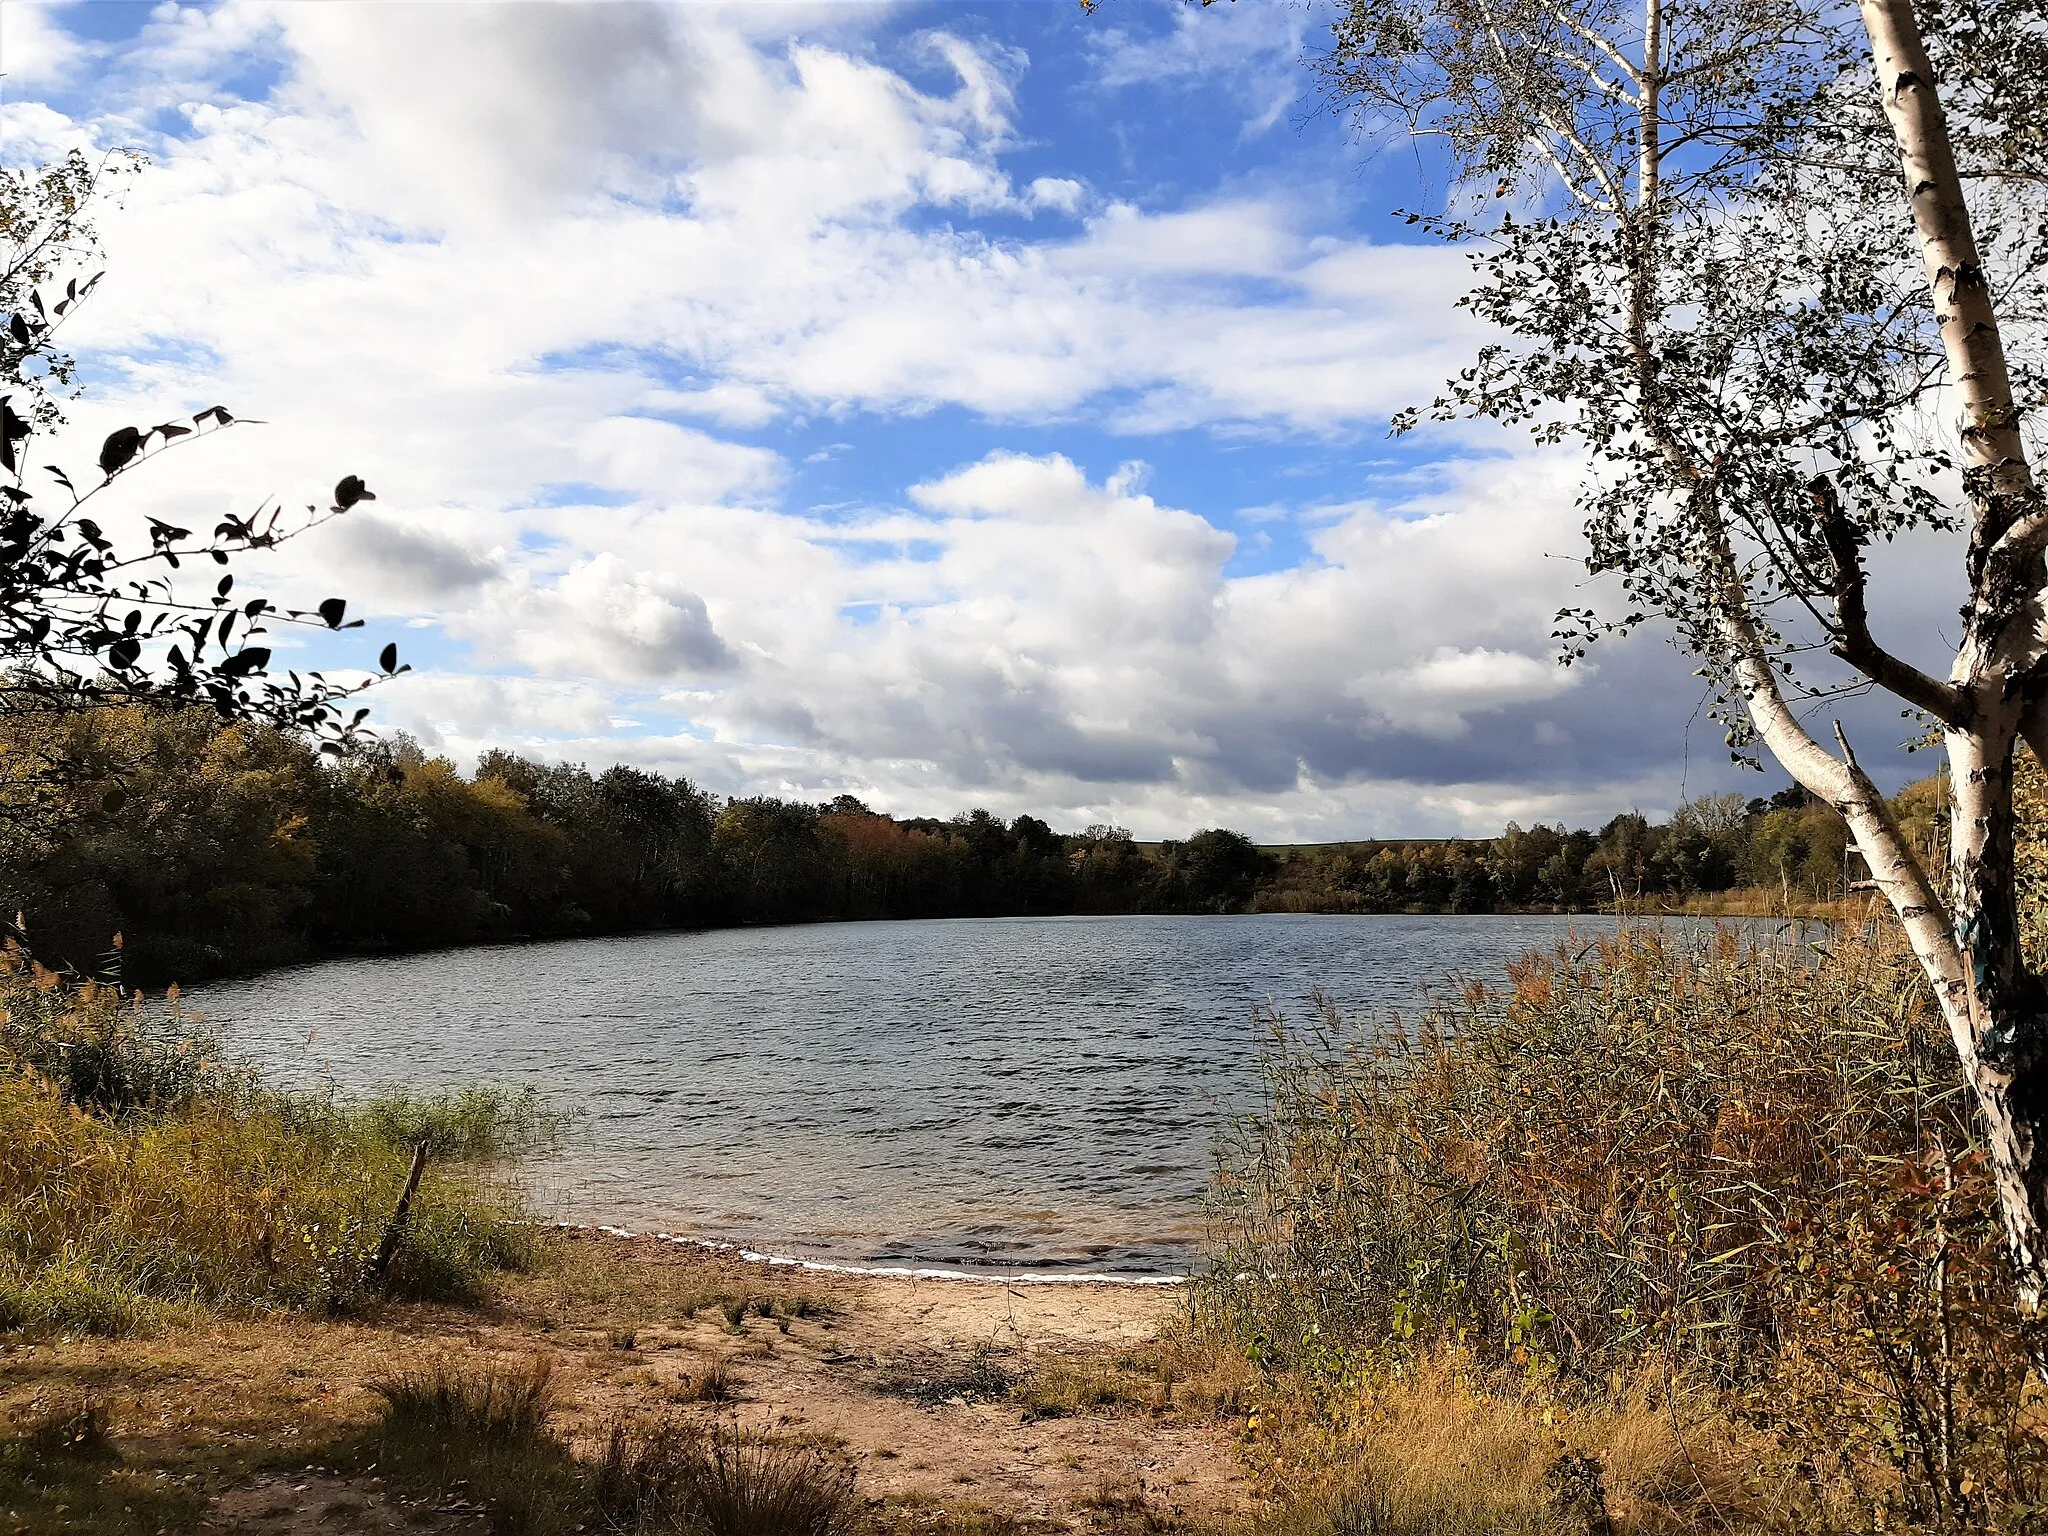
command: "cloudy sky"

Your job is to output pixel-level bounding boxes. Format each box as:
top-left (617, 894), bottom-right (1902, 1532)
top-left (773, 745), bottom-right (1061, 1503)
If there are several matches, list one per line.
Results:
top-left (0, 0), bottom-right (1949, 838)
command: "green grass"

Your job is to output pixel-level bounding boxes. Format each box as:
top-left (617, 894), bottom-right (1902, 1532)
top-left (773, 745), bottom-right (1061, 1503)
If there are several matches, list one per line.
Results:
top-left (349, 1083), bottom-right (570, 1161)
top-left (0, 942), bottom-right (548, 1333)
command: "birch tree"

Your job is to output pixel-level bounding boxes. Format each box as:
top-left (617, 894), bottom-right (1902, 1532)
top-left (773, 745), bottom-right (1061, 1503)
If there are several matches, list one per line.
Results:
top-left (1305, 0), bottom-right (2048, 1309)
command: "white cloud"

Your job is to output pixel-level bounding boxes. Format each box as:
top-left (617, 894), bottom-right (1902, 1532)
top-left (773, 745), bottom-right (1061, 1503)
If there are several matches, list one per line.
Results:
top-left (472, 553), bottom-right (735, 682)
top-left (1086, 0), bottom-right (1315, 139)
top-left (1025, 176), bottom-right (1086, 215)
top-left (0, 3), bottom-right (92, 92)
top-left (0, 1), bottom-right (1794, 837)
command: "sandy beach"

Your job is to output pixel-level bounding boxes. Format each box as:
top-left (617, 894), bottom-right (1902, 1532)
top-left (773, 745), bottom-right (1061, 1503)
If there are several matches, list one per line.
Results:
top-left (3, 1229), bottom-right (1252, 1533)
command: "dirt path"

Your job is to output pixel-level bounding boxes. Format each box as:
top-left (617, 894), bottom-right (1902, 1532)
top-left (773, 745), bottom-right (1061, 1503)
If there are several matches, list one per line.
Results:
top-left (2, 1232), bottom-right (1253, 1534)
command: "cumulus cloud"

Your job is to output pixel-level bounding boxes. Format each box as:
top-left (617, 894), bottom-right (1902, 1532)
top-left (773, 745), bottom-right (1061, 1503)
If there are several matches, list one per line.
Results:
top-left (327, 513), bottom-right (501, 605)
top-left (475, 554), bottom-right (736, 682)
top-left (0, 0), bottom-right (1871, 837)
top-left (0, 3), bottom-right (92, 90)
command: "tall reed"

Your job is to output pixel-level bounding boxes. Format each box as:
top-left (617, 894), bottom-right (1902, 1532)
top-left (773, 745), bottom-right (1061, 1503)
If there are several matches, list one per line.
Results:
top-left (1204, 925), bottom-right (2047, 1528)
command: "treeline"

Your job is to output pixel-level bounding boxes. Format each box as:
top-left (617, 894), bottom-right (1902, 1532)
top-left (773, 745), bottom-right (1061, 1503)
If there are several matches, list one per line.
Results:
top-left (1258, 780), bottom-right (1943, 916)
top-left (0, 706), bottom-right (1934, 984)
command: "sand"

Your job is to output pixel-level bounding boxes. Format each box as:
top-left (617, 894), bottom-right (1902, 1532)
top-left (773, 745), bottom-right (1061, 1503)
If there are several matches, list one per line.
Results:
top-left (3, 1230), bottom-right (1252, 1533)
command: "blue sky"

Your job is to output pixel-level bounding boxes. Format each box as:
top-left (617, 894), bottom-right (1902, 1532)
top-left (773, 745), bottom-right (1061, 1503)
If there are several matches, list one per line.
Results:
top-left (2, 0), bottom-right (1924, 838)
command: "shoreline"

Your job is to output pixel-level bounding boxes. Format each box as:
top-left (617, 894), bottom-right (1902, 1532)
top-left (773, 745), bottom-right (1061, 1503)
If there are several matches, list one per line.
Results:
top-left (554, 1220), bottom-right (1194, 1286)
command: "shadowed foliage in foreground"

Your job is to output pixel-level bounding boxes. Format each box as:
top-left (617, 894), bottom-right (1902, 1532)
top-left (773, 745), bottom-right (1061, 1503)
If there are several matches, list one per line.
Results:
top-left (366, 1358), bottom-right (861, 1536)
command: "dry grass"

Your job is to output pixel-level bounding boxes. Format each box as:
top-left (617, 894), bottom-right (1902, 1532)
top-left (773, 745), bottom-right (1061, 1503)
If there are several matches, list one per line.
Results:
top-left (1237, 1353), bottom-right (1711, 1535)
top-left (347, 1358), bottom-right (864, 1536)
top-left (0, 1072), bottom-right (535, 1323)
top-left (0, 1390), bottom-right (205, 1534)
top-left (371, 1356), bottom-right (557, 1443)
top-left (1075, 1474), bottom-right (1190, 1534)
top-left (595, 1418), bottom-right (862, 1536)
top-left (1010, 1320), bottom-right (1256, 1424)
top-left (1644, 886), bottom-right (1877, 919)
top-left (364, 1357), bottom-right (588, 1534)
top-left (521, 1240), bottom-right (837, 1338)
top-left (0, 945), bottom-right (543, 1333)
top-left (667, 1355), bottom-right (738, 1403)
top-left (1205, 925), bottom-right (2048, 1531)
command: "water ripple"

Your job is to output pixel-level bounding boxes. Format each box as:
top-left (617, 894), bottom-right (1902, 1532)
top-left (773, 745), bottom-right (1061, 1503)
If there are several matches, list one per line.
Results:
top-left (194, 912), bottom-right (1615, 1274)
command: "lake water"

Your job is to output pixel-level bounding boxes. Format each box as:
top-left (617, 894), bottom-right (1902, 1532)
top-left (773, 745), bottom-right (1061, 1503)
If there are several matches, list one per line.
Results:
top-left (194, 913), bottom-right (1627, 1276)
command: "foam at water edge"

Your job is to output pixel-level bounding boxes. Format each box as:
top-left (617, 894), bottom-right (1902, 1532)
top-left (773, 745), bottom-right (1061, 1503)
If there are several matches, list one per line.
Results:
top-left (555, 1222), bottom-right (1190, 1286)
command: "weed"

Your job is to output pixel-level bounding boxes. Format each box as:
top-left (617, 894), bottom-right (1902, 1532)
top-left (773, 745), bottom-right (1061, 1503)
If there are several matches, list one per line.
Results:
top-left (350, 1085), bottom-right (570, 1162)
top-left (0, 1248), bottom-right (177, 1335)
top-left (1206, 925), bottom-right (2048, 1528)
top-left (369, 1358), bottom-right (579, 1536)
top-left (5, 1396), bottom-right (113, 1465)
top-left (669, 1356), bottom-right (737, 1403)
top-left (0, 946), bottom-right (539, 1330)
top-left (594, 1418), bottom-right (861, 1536)
top-left (875, 1345), bottom-right (1019, 1408)
top-left (0, 1393), bottom-right (201, 1535)
top-left (1077, 1476), bottom-right (1184, 1534)
top-left (372, 1357), bottom-right (556, 1443)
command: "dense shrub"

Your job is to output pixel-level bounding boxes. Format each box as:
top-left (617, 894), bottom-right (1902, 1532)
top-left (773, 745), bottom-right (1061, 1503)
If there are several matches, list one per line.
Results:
top-left (1206, 926), bottom-right (2048, 1529)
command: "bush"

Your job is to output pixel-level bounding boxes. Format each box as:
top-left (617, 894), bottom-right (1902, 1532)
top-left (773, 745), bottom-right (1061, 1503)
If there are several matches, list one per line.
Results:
top-left (372, 1357), bottom-right (557, 1444)
top-left (371, 1359), bottom-right (582, 1534)
top-left (362, 1367), bottom-right (860, 1536)
top-left (1205, 925), bottom-right (2048, 1528)
top-left (350, 1084), bottom-right (569, 1162)
top-left (0, 956), bottom-right (247, 1115)
top-left (0, 943), bottom-right (540, 1329)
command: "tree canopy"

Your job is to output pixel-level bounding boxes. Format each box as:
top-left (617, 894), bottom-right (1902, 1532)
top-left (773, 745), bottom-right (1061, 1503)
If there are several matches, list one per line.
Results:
top-left (0, 152), bottom-right (401, 835)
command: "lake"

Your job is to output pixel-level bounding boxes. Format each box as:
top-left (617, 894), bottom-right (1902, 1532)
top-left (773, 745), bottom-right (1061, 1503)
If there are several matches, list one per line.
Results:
top-left (195, 912), bottom-right (1632, 1276)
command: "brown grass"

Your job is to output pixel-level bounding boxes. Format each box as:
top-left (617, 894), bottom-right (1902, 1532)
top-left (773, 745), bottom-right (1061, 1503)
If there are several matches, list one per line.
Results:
top-left (1640, 885), bottom-right (1878, 919)
top-left (1238, 1353), bottom-right (1713, 1535)
top-left (595, 1418), bottom-right (861, 1536)
top-left (1205, 924), bottom-right (2048, 1530)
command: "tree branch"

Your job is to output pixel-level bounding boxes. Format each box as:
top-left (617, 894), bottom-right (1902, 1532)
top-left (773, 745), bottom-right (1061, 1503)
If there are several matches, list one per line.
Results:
top-left (1811, 474), bottom-right (1971, 724)
top-left (1696, 489), bottom-right (1973, 1045)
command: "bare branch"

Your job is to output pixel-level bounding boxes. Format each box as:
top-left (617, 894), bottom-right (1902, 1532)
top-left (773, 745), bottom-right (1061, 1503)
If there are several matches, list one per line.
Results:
top-left (1810, 475), bottom-right (1971, 723)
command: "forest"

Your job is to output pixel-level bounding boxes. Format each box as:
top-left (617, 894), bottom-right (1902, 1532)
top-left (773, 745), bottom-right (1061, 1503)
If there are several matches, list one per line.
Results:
top-left (0, 703), bottom-right (1924, 984)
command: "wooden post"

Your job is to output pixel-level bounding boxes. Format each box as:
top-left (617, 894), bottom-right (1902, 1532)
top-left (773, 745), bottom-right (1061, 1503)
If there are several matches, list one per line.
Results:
top-left (367, 1140), bottom-right (430, 1293)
